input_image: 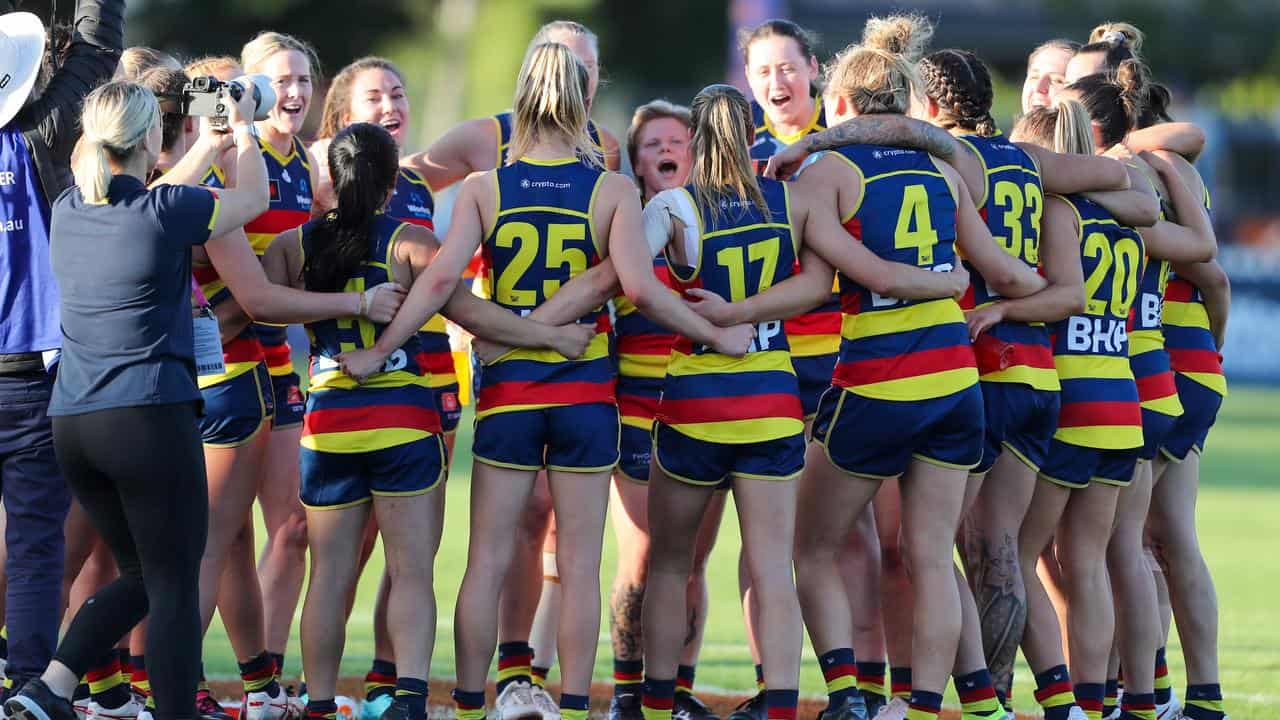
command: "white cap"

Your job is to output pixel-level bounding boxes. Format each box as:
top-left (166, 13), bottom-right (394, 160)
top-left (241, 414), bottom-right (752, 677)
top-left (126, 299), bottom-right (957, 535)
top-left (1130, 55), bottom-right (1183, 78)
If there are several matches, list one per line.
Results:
top-left (0, 12), bottom-right (46, 128)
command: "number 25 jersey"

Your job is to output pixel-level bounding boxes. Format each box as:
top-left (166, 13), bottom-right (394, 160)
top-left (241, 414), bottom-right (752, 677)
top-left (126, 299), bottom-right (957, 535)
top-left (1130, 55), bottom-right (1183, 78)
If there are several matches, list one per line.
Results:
top-left (477, 157), bottom-right (615, 418)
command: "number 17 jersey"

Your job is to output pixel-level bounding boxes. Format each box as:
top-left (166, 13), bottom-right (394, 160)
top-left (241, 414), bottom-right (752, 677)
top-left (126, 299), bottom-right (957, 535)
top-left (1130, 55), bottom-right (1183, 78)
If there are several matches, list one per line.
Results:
top-left (477, 157), bottom-right (615, 418)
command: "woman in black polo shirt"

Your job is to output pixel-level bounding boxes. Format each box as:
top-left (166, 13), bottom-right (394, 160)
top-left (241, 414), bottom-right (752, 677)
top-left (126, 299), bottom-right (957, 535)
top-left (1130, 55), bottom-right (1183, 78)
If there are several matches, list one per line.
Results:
top-left (4, 81), bottom-right (404, 720)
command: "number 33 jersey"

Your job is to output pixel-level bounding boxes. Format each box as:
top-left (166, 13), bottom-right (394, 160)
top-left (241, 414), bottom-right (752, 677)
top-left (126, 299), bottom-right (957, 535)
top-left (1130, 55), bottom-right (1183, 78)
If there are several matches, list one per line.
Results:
top-left (477, 157), bottom-right (616, 418)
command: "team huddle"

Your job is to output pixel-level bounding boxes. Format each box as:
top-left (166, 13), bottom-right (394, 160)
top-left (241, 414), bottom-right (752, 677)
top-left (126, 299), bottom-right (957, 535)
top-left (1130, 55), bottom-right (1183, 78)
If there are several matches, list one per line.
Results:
top-left (11, 11), bottom-right (1233, 720)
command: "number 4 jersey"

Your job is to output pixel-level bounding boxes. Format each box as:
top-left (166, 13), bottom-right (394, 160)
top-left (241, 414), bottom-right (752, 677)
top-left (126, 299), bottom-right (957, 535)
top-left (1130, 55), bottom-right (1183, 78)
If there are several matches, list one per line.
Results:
top-left (477, 157), bottom-right (615, 418)
top-left (827, 144), bottom-right (977, 402)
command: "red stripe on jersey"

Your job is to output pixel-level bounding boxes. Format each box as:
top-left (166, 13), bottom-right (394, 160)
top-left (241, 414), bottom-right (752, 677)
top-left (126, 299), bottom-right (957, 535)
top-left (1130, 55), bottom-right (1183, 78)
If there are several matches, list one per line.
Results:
top-left (1136, 370), bottom-right (1178, 402)
top-left (224, 336), bottom-right (265, 364)
top-left (263, 342), bottom-right (292, 366)
top-left (832, 344), bottom-right (976, 388)
top-left (245, 209), bottom-right (312, 237)
top-left (618, 393), bottom-right (659, 421)
top-left (477, 379), bottom-right (616, 412)
top-left (972, 335), bottom-right (1056, 373)
top-left (302, 404), bottom-right (442, 436)
top-left (618, 332), bottom-right (676, 357)
top-left (1167, 348), bottom-right (1224, 375)
top-left (1057, 400), bottom-right (1143, 429)
top-left (1164, 279), bottom-right (1196, 303)
top-left (784, 308), bottom-right (841, 336)
top-left (656, 392), bottom-right (802, 425)
top-left (415, 350), bottom-right (456, 376)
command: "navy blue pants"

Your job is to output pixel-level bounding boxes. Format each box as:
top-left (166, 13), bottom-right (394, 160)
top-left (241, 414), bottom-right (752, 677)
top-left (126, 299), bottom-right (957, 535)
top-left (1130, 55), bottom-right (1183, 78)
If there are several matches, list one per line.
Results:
top-left (0, 371), bottom-right (70, 685)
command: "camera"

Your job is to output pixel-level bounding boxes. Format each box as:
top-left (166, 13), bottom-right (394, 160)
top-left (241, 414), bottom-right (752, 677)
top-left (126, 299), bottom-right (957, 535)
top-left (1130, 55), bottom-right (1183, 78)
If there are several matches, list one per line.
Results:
top-left (181, 74), bottom-right (275, 131)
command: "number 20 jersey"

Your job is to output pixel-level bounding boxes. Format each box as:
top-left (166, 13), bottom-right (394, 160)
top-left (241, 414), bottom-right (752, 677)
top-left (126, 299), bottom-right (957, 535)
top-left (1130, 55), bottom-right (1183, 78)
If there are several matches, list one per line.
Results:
top-left (1050, 194), bottom-right (1144, 450)
top-left (477, 157), bottom-right (615, 418)
top-left (827, 144), bottom-right (977, 402)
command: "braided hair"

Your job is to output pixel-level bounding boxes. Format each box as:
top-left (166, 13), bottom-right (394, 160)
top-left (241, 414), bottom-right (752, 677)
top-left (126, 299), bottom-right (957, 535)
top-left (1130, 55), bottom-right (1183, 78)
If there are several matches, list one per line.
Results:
top-left (918, 49), bottom-right (997, 137)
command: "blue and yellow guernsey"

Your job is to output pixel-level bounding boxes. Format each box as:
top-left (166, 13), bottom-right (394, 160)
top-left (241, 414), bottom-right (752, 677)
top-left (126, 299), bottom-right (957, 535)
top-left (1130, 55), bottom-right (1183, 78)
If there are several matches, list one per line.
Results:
top-left (827, 144), bottom-right (978, 401)
top-left (476, 156), bottom-right (614, 418)
top-left (300, 214), bottom-right (440, 453)
top-left (1050, 194), bottom-right (1145, 450)
top-left (955, 132), bottom-right (1058, 391)
top-left (654, 178), bottom-right (804, 444)
top-left (493, 111), bottom-right (605, 167)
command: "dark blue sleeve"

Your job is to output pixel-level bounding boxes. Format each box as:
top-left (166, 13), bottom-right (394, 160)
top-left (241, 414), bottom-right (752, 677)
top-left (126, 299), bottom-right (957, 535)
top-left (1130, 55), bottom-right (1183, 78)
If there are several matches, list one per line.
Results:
top-left (151, 185), bottom-right (220, 247)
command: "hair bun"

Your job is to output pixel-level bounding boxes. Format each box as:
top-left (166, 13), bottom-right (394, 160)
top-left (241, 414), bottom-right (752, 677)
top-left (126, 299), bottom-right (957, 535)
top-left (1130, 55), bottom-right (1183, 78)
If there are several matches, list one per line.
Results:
top-left (861, 14), bottom-right (933, 62)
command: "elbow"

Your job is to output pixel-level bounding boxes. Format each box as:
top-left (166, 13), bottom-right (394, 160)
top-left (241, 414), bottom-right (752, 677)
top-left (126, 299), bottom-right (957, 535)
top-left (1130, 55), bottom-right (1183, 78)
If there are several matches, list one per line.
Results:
top-left (1064, 286), bottom-right (1086, 316)
top-left (1134, 198), bottom-right (1161, 227)
top-left (236, 288), bottom-right (275, 323)
top-left (867, 273), bottom-right (898, 299)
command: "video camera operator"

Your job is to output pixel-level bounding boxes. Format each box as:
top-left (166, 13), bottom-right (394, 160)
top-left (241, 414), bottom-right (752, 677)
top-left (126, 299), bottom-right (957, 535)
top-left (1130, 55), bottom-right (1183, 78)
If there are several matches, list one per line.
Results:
top-left (0, 0), bottom-right (124, 700)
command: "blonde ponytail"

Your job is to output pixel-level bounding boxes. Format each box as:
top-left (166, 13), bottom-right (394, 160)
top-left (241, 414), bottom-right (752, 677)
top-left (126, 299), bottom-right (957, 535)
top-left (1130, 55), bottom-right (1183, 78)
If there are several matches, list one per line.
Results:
top-left (74, 81), bottom-right (159, 203)
top-left (509, 42), bottom-right (600, 167)
top-left (689, 84), bottom-right (767, 223)
top-left (861, 13), bottom-right (933, 62)
top-left (1053, 100), bottom-right (1095, 156)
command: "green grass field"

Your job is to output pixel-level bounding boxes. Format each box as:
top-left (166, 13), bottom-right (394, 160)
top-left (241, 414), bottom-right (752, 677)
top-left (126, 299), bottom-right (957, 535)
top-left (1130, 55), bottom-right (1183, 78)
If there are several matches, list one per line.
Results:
top-left (206, 386), bottom-right (1280, 719)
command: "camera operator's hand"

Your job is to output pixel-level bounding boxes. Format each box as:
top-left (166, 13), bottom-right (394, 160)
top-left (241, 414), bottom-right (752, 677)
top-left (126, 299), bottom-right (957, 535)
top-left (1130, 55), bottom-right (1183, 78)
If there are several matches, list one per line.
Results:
top-left (225, 81), bottom-right (258, 132)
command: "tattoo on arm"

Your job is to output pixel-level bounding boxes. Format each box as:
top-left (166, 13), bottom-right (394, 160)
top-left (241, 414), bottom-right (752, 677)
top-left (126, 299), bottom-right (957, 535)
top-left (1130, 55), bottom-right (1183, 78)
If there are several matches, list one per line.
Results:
top-left (804, 116), bottom-right (957, 160)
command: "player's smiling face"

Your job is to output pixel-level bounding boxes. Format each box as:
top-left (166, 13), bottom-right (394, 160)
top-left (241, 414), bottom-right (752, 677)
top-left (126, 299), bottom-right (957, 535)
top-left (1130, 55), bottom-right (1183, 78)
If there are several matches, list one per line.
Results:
top-left (347, 68), bottom-right (410, 148)
top-left (746, 35), bottom-right (819, 131)
top-left (263, 49), bottom-right (313, 137)
top-left (635, 116), bottom-right (691, 200)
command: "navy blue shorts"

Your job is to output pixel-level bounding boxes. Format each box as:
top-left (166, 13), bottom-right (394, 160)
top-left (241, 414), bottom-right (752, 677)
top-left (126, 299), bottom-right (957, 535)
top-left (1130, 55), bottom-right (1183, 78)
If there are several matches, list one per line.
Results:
top-left (473, 403), bottom-right (620, 472)
top-left (974, 382), bottom-right (1060, 474)
top-left (617, 421), bottom-right (653, 483)
top-left (1138, 407), bottom-right (1179, 461)
top-left (792, 353), bottom-right (838, 418)
top-left (1160, 374), bottom-right (1224, 462)
top-left (199, 363), bottom-right (272, 447)
top-left (300, 434), bottom-right (446, 509)
top-left (1039, 438), bottom-right (1137, 489)
top-left (435, 383), bottom-right (462, 435)
top-left (812, 384), bottom-right (985, 479)
top-left (653, 422), bottom-right (804, 489)
top-left (270, 371), bottom-right (305, 430)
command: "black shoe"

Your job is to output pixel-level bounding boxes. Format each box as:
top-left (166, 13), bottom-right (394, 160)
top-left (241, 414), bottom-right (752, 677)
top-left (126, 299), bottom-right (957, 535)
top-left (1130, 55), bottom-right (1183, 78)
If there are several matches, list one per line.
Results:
top-left (860, 694), bottom-right (885, 720)
top-left (817, 696), bottom-right (868, 720)
top-left (673, 693), bottom-right (719, 720)
top-left (725, 692), bottom-right (766, 720)
top-left (608, 692), bottom-right (643, 720)
top-left (5, 679), bottom-right (78, 720)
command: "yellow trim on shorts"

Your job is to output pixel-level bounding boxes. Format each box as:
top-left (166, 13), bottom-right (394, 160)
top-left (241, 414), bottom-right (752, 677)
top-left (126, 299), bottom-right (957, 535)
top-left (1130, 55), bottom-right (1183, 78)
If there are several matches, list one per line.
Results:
top-left (1002, 440), bottom-right (1041, 473)
top-left (732, 468), bottom-right (803, 483)
top-left (473, 454), bottom-right (544, 472)
top-left (1092, 475), bottom-right (1131, 488)
top-left (546, 461), bottom-right (619, 474)
top-left (1037, 471), bottom-right (1085, 490)
top-left (303, 496), bottom-right (373, 512)
top-left (201, 416), bottom-right (269, 449)
top-left (912, 453), bottom-right (980, 472)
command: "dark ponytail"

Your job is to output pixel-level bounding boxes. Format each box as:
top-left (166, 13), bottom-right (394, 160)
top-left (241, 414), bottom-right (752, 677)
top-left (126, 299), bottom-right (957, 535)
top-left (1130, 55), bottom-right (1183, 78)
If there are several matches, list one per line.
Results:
top-left (1067, 59), bottom-right (1151, 149)
top-left (302, 122), bottom-right (400, 293)
top-left (918, 49), bottom-right (998, 137)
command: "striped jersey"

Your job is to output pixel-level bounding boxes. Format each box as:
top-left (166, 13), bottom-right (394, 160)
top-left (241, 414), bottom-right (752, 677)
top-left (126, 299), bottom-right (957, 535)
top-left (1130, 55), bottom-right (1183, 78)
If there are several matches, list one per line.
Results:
top-left (613, 257), bottom-right (676, 434)
top-left (243, 135), bottom-right (314, 377)
top-left (383, 167), bottom-right (454, 389)
top-left (1050, 194), bottom-right (1144, 450)
top-left (476, 156), bottom-right (614, 418)
top-left (655, 178), bottom-right (803, 444)
top-left (827, 144), bottom-right (977, 401)
top-left (1129, 255), bottom-right (1183, 417)
top-left (1162, 187), bottom-right (1227, 396)
top-left (749, 99), bottom-right (840, 377)
top-left (192, 164), bottom-right (264, 388)
top-left (955, 132), bottom-right (1058, 391)
top-left (300, 214), bottom-right (440, 453)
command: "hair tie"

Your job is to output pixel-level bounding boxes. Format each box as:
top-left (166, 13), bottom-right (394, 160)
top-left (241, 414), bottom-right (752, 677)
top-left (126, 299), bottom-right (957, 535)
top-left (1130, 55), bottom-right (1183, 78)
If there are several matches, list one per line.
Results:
top-left (1102, 30), bottom-right (1127, 45)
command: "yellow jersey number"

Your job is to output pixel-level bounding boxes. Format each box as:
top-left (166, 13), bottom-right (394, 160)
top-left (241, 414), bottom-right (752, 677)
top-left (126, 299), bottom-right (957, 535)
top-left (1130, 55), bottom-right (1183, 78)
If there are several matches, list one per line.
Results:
top-left (492, 221), bottom-right (590, 308)
top-left (1082, 231), bottom-right (1142, 319)
top-left (992, 180), bottom-right (1043, 265)
top-left (715, 236), bottom-right (780, 302)
top-left (337, 276), bottom-right (376, 352)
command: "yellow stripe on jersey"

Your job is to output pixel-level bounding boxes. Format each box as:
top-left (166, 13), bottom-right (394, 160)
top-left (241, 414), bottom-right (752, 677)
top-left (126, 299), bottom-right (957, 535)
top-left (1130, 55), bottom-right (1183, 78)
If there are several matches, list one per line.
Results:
top-left (1142, 393), bottom-right (1184, 416)
top-left (980, 364), bottom-right (1061, 390)
top-left (840, 298), bottom-right (966, 341)
top-left (1055, 423), bottom-right (1145, 450)
top-left (1053, 353), bottom-right (1134, 380)
top-left (1162, 299), bottom-right (1210, 329)
top-left (196, 360), bottom-right (259, 389)
top-left (619, 353), bottom-right (669, 380)
top-left (664, 348), bottom-right (796, 376)
top-left (1129, 328), bottom-right (1166, 356)
top-left (1181, 371), bottom-right (1228, 395)
top-left (301, 427), bottom-right (436, 454)
top-left (309, 369), bottom-right (436, 393)
top-left (493, 332), bottom-right (610, 365)
top-left (672, 416), bottom-right (806, 446)
top-left (789, 333), bottom-right (841, 358)
top-left (847, 367), bottom-right (979, 403)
